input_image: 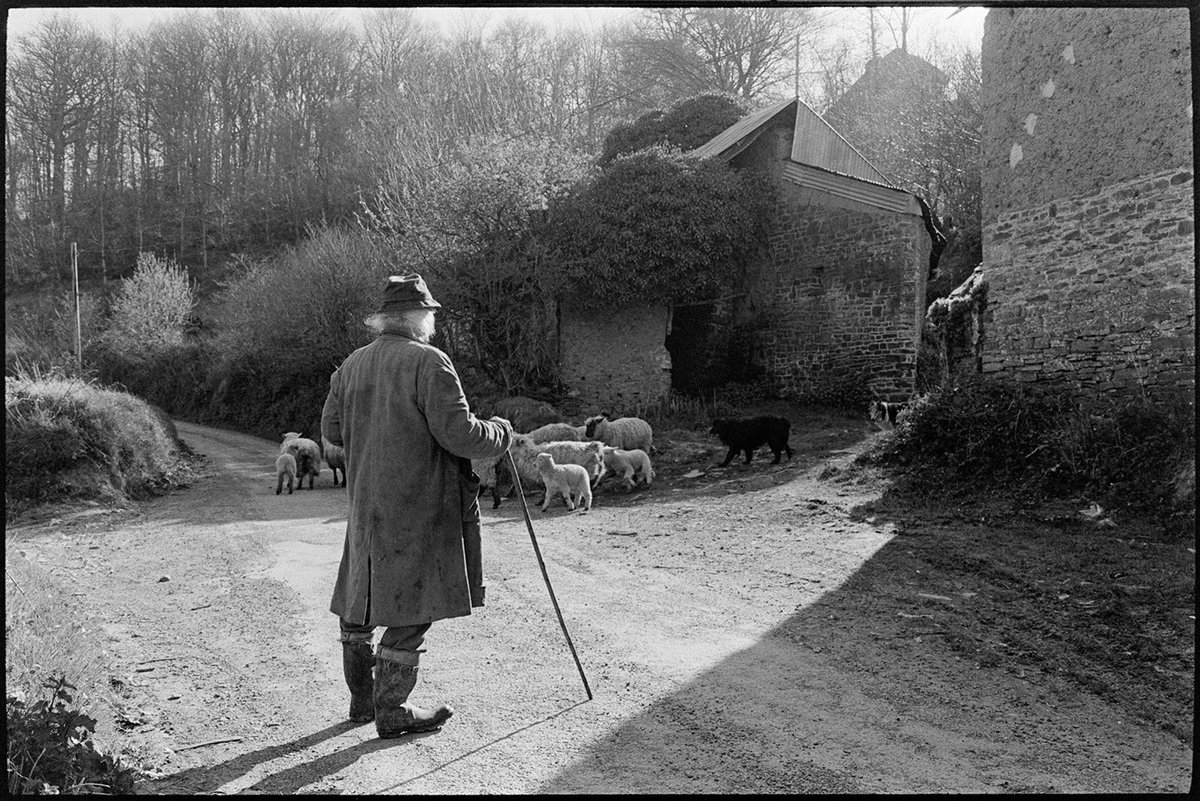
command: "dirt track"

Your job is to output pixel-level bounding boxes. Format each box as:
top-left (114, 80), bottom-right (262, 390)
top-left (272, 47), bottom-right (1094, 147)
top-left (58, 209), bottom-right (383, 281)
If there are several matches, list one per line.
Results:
top-left (9, 419), bottom-right (1192, 794)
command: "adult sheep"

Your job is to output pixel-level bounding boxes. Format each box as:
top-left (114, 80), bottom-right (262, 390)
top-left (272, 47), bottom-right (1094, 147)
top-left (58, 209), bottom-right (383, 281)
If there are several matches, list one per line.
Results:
top-left (471, 456), bottom-right (501, 500)
top-left (321, 435), bottom-right (346, 487)
top-left (489, 396), bottom-right (562, 433)
top-left (281, 432), bottom-right (322, 490)
top-left (527, 422), bottom-right (586, 444)
top-left (584, 414), bottom-right (653, 453)
top-left (492, 435), bottom-right (606, 508)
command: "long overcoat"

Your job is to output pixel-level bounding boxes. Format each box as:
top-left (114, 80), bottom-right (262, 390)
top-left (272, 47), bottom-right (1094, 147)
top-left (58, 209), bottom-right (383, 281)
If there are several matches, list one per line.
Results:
top-left (321, 333), bottom-right (513, 627)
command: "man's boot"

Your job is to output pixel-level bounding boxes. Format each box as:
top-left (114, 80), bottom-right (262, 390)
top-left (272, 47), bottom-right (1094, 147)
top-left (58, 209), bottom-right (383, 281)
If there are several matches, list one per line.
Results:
top-left (340, 632), bottom-right (375, 722)
top-left (373, 646), bottom-right (454, 739)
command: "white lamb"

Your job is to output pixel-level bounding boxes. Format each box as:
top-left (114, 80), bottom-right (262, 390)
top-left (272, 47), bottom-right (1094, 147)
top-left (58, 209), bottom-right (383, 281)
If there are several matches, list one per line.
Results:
top-left (535, 452), bottom-right (592, 512)
top-left (275, 453), bottom-right (297, 495)
top-left (601, 446), bottom-right (655, 491)
top-left (527, 422), bottom-right (586, 444)
top-left (281, 432), bottom-right (321, 490)
top-left (584, 414), bottom-right (653, 453)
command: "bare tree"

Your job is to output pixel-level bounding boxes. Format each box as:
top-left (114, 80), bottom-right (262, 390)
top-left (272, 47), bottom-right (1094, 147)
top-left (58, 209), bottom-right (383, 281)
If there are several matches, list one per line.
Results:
top-left (359, 7), bottom-right (429, 96)
top-left (610, 6), bottom-right (826, 109)
top-left (7, 12), bottom-right (105, 278)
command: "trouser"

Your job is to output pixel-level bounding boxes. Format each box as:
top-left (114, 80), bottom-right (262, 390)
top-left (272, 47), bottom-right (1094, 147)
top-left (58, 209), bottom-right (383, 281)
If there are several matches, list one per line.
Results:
top-left (338, 618), bottom-right (431, 652)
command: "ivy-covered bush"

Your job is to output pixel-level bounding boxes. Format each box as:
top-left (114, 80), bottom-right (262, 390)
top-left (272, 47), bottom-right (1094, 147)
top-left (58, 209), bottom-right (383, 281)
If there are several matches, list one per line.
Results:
top-left (547, 146), bottom-right (767, 309)
top-left (600, 93), bottom-right (747, 165)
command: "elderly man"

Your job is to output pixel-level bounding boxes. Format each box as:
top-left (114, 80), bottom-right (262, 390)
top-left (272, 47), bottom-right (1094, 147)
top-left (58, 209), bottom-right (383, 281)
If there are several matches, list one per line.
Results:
top-left (321, 274), bottom-right (513, 738)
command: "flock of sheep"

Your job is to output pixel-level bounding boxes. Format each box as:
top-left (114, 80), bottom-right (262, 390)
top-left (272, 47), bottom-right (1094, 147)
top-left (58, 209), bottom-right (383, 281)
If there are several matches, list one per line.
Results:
top-left (275, 431), bottom-right (344, 495)
top-left (272, 410), bottom-right (801, 511)
top-left (485, 414), bottom-right (656, 513)
top-left (272, 414), bottom-right (655, 513)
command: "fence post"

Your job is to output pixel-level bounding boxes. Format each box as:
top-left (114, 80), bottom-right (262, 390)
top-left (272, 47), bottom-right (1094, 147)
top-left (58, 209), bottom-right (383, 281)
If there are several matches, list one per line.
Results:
top-left (72, 242), bottom-right (82, 374)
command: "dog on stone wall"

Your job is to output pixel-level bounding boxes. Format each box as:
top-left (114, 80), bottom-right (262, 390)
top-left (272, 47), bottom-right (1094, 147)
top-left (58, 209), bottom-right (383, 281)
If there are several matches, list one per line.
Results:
top-left (869, 400), bottom-right (908, 431)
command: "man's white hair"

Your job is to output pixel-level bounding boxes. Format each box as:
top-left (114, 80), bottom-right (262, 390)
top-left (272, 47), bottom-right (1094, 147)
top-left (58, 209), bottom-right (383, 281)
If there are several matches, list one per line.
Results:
top-left (365, 309), bottom-right (436, 342)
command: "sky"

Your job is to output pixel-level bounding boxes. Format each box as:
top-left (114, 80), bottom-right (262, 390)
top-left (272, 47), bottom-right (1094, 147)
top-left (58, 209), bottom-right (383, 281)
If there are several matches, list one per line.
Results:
top-left (5, 5), bottom-right (989, 53)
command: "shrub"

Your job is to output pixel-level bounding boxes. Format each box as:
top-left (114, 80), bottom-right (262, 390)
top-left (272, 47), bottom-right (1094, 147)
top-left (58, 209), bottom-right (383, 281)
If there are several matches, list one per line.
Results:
top-left (599, 93), bottom-right (748, 165)
top-left (395, 136), bottom-right (593, 395)
top-left (208, 351), bottom-right (332, 443)
top-left (88, 340), bottom-right (214, 423)
top-left (865, 375), bottom-right (1196, 526)
top-left (211, 226), bottom-right (387, 381)
top-left (101, 252), bottom-right (196, 355)
top-left (7, 675), bottom-right (136, 795)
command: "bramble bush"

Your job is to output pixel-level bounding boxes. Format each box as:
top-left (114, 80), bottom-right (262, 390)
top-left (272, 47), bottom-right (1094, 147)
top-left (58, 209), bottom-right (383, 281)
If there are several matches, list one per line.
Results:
top-left (863, 375), bottom-right (1195, 531)
top-left (7, 675), bottom-right (136, 795)
top-left (204, 226), bottom-right (391, 439)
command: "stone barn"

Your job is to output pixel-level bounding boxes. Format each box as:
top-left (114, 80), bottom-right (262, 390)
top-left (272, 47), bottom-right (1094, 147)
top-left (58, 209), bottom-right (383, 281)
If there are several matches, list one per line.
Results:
top-left (556, 98), bottom-right (942, 410)
top-left (978, 7), bottom-right (1194, 394)
top-left (681, 98), bottom-right (940, 404)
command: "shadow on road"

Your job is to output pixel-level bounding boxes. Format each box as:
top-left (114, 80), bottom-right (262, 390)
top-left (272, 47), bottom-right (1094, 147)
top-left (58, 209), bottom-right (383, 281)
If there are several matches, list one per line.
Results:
top-left (533, 497), bottom-right (1193, 793)
top-left (366, 700), bottom-right (590, 794)
top-left (145, 721), bottom-right (423, 794)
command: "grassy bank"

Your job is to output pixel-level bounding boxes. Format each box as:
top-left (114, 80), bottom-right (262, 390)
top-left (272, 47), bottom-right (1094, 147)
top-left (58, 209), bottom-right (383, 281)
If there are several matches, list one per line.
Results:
top-left (5, 369), bottom-right (192, 521)
top-left (6, 369), bottom-right (193, 793)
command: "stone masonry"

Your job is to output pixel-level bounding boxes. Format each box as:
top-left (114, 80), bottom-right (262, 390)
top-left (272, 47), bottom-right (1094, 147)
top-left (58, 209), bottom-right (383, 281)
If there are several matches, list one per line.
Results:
top-left (732, 125), bottom-right (930, 404)
top-left (558, 300), bottom-right (672, 411)
top-left (980, 7), bottom-right (1194, 393)
top-left (750, 182), bottom-right (928, 402)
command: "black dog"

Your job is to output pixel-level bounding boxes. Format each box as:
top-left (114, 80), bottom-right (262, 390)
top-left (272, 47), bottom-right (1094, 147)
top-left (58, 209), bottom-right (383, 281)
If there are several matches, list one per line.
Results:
top-left (709, 416), bottom-right (794, 466)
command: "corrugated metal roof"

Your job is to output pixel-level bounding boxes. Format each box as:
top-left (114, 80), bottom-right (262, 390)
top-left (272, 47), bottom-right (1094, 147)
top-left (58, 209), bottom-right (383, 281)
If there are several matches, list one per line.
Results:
top-left (790, 99), bottom-right (894, 186)
top-left (781, 162), bottom-right (919, 216)
top-left (691, 97), bottom-right (897, 188)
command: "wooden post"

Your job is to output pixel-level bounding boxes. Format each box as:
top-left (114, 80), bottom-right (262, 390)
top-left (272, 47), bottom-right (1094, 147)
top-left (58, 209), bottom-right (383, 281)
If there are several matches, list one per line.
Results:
top-left (794, 34), bottom-right (800, 99)
top-left (72, 242), bottom-right (82, 373)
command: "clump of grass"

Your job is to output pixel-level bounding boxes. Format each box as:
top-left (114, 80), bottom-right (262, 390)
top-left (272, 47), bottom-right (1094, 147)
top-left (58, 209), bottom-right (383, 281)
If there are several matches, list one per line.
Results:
top-left (863, 375), bottom-right (1195, 529)
top-left (5, 367), bottom-right (188, 518)
top-left (633, 392), bottom-right (714, 433)
top-left (4, 550), bottom-right (108, 715)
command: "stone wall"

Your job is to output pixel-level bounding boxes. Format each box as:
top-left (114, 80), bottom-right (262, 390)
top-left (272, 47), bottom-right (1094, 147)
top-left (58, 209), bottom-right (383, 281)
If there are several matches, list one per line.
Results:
top-left (558, 300), bottom-right (672, 411)
top-left (724, 125), bottom-right (929, 404)
top-left (748, 182), bottom-right (929, 403)
top-left (980, 7), bottom-right (1195, 393)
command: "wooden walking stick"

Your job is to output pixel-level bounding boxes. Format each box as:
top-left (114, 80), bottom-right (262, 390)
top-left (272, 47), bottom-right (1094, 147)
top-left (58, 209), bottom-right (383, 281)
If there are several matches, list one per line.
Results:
top-left (506, 451), bottom-right (594, 700)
